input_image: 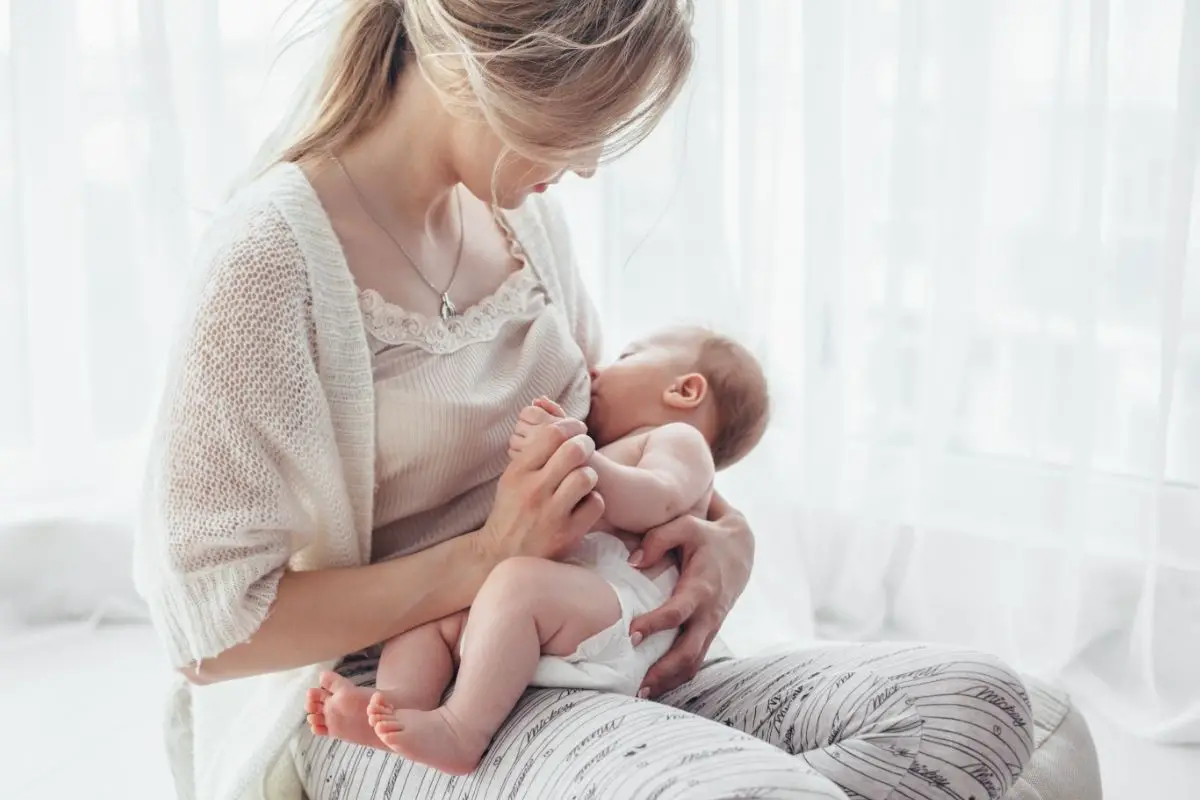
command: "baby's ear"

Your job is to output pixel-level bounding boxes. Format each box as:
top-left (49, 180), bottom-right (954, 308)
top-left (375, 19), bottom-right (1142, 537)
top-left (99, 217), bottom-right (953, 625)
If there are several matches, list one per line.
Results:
top-left (663, 372), bottom-right (708, 410)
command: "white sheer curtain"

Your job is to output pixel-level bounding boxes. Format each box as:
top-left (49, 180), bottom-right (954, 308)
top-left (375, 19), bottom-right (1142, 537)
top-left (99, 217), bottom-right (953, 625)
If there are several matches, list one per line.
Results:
top-left (570, 0), bottom-right (1200, 743)
top-left (0, 0), bottom-right (312, 520)
top-left (2, 0), bottom-right (1197, 741)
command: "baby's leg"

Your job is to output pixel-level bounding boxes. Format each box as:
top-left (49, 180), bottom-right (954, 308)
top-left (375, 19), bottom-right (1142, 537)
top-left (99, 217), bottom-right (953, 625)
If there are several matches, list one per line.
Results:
top-left (367, 557), bottom-right (620, 774)
top-left (306, 612), bottom-right (464, 750)
top-left (376, 610), bottom-right (465, 710)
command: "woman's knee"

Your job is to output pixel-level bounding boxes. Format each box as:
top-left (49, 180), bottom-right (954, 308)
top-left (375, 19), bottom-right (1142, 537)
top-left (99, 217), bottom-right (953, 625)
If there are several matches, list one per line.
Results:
top-left (884, 646), bottom-right (1036, 792)
top-left (942, 648), bottom-right (1035, 755)
top-left (667, 648), bottom-right (1036, 799)
top-left (908, 647), bottom-right (1033, 731)
top-left (797, 646), bottom-right (1034, 798)
top-left (959, 648), bottom-right (1033, 723)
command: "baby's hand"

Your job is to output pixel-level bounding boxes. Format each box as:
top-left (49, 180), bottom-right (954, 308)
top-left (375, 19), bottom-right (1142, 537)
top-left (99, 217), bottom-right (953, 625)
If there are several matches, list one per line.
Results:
top-left (508, 397), bottom-right (570, 459)
top-left (533, 396), bottom-right (567, 418)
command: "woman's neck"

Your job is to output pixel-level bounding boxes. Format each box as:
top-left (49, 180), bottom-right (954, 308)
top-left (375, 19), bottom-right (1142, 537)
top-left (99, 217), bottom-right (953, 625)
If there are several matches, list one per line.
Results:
top-left (336, 68), bottom-right (460, 235)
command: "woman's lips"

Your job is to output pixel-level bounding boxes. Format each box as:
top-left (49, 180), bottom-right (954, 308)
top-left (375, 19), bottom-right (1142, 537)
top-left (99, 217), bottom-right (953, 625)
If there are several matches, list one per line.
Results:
top-left (533, 183), bottom-right (548, 193)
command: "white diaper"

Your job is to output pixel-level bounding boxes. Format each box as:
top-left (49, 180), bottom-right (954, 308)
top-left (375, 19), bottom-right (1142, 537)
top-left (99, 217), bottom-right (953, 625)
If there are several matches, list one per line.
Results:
top-left (530, 532), bottom-right (679, 696)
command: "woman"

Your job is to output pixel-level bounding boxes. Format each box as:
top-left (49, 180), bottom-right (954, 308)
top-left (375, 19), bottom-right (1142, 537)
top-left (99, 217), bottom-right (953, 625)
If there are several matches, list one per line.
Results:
top-left (136, 1), bottom-right (1038, 799)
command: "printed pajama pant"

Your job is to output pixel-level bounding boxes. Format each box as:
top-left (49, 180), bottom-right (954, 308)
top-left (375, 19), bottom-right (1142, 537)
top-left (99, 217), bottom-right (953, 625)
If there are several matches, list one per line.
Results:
top-left (293, 642), bottom-right (1034, 800)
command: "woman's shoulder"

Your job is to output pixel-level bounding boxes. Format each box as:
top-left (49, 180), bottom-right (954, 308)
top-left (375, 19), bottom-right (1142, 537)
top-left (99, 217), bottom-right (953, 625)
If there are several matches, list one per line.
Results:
top-left (206, 163), bottom-right (320, 255)
top-left (196, 162), bottom-right (340, 298)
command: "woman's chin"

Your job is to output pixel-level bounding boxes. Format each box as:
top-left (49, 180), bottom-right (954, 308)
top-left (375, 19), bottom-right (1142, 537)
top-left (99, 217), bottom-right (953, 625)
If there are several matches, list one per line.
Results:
top-left (504, 184), bottom-right (555, 208)
top-left (490, 196), bottom-right (524, 210)
top-left (483, 186), bottom-right (538, 210)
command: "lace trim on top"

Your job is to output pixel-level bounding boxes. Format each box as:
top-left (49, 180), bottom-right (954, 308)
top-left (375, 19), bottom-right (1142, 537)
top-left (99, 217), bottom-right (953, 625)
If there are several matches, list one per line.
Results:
top-left (358, 210), bottom-right (542, 355)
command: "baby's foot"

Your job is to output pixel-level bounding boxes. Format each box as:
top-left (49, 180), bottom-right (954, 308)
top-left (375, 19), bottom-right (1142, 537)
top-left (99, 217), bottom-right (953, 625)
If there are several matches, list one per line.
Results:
top-left (367, 693), bottom-right (490, 775)
top-left (305, 672), bottom-right (382, 749)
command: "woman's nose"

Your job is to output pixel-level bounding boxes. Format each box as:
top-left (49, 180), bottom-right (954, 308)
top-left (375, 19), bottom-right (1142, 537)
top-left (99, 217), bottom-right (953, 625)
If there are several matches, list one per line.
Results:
top-left (573, 151), bottom-right (600, 180)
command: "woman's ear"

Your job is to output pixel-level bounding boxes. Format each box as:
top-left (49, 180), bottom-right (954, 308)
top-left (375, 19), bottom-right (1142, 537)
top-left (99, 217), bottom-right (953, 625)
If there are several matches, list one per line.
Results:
top-left (662, 372), bottom-right (708, 410)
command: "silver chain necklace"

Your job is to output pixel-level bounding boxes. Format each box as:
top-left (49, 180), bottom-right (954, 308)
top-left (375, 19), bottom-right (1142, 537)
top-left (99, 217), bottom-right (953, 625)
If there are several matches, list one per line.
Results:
top-left (332, 154), bottom-right (465, 320)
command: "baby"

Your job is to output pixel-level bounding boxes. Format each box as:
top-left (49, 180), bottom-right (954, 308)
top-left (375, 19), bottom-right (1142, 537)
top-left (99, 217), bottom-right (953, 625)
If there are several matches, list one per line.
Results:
top-left (306, 326), bottom-right (770, 774)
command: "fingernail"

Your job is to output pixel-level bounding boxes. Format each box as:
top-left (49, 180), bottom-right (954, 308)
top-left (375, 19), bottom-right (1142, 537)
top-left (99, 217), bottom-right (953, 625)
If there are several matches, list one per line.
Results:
top-left (637, 687), bottom-right (651, 699)
top-left (628, 549), bottom-right (643, 567)
top-left (630, 631), bottom-right (643, 647)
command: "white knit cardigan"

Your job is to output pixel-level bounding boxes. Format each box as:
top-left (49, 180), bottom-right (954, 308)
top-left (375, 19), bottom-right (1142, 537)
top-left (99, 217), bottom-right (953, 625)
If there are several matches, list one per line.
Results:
top-left (134, 163), bottom-right (591, 800)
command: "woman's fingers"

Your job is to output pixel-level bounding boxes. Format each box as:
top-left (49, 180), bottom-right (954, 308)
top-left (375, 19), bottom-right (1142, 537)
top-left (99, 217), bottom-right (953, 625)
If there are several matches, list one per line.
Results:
top-left (511, 418), bottom-right (587, 471)
top-left (559, 491), bottom-right (606, 550)
top-left (539, 478), bottom-right (602, 558)
top-left (551, 465), bottom-right (598, 508)
top-left (540, 431), bottom-right (595, 488)
top-left (630, 582), bottom-right (701, 642)
top-left (639, 618), bottom-right (717, 698)
top-left (631, 515), bottom-right (692, 568)
top-left (489, 413), bottom-right (600, 560)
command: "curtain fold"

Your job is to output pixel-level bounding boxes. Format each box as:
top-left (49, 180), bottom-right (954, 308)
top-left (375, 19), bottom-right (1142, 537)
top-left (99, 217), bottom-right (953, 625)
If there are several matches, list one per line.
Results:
top-left (2, 0), bottom-right (1196, 741)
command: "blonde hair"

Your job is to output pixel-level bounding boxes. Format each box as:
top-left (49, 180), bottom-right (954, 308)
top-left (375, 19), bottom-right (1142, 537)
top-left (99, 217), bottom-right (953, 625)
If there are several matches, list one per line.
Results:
top-left (281, 0), bottom-right (694, 166)
top-left (692, 331), bottom-right (770, 470)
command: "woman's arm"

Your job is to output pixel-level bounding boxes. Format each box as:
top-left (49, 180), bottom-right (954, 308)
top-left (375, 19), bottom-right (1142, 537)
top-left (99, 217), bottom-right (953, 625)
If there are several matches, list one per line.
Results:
top-left (182, 417), bottom-right (602, 685)
top-left (184, 531), bottom-right (490, 684)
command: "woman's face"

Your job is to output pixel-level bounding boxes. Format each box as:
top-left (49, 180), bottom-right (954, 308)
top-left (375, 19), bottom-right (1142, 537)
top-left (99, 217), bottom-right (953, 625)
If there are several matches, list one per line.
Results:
top-left (451, 121), bottom-right (598, 208)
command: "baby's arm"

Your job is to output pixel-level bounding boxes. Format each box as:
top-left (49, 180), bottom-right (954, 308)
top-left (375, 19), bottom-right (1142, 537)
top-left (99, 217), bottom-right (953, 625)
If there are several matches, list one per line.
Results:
top-left (591, 423), bottom-right (715, 533)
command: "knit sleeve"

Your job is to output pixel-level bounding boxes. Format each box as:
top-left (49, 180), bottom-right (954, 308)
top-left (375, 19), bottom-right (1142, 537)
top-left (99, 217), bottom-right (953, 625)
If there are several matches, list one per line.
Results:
top-left (137, 202), bottom-right (337, 669)
top-left (535, 194), bottom-right (604, 367)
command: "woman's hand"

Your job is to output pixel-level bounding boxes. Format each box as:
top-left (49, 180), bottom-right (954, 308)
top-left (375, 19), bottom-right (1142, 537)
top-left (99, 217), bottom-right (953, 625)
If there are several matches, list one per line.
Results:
top-left (484, 413), bottom-right (604, 562)
top-left (628, 494), bottom-right (754, 698)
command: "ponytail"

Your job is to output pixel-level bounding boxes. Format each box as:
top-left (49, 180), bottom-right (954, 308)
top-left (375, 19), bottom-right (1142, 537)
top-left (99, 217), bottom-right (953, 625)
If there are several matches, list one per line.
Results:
top-left (280, 0), bottom-right (408, 164)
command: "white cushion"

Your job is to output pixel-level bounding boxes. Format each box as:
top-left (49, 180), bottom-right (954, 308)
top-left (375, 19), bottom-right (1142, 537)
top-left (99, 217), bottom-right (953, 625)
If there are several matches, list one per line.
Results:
top-left (1005, 678), bottom-right (1103, 799)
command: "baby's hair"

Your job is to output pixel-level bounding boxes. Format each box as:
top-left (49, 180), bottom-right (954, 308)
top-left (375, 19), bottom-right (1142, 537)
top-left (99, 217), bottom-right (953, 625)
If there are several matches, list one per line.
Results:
top-left (688, 329), bottom-right (770, 470)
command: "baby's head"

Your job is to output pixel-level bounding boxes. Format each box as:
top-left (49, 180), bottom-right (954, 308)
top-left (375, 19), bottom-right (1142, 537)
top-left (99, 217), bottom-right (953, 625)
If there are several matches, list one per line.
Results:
top-left (586, 327), bottom-right (769, 469)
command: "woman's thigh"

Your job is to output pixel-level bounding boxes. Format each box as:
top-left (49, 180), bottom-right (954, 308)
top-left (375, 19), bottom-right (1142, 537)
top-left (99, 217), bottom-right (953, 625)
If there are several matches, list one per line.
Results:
top-left (660, 643), bottom-right (1035, 800)
top-left (293, 655), bottom-right (848, 800)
